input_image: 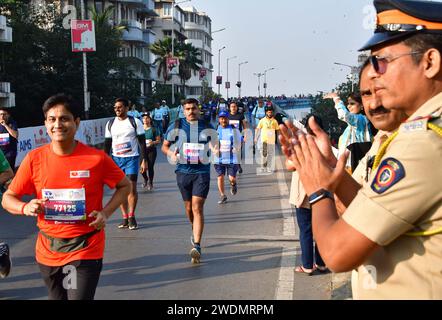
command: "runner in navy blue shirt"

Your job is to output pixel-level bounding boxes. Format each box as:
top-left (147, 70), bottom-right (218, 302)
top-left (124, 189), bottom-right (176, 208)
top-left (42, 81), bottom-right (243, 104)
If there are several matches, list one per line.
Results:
top-left (162, 98), bottom-right (215, 264)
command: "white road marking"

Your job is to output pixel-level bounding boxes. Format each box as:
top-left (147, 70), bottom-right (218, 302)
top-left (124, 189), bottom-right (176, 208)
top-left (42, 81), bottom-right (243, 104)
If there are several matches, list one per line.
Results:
top-left (274, 154), bottom-right (298, 300)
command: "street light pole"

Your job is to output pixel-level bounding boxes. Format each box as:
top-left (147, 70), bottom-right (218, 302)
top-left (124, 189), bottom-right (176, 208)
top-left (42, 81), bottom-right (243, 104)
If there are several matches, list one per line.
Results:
top-left (238, 61), bottom-right (248, 98)
top-left (218, 46), bottom-right (226, 96)
top-left (334, 62), bottom-right (358, 92)
top-left (253, 72), bottom-right (264, 97)
top-left (226, 55), bottom-right (237, 99)
top-left (80, 0), bottom-right (89, 119)
top-left (263, 67), bottom-right (275, 98)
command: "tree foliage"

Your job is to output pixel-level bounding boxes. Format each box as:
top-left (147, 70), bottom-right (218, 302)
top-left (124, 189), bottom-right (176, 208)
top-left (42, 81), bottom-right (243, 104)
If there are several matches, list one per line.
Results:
top-left (0, 2), bottom-right (141, 126)
top-left (305, 79), bottom-right (358, 145)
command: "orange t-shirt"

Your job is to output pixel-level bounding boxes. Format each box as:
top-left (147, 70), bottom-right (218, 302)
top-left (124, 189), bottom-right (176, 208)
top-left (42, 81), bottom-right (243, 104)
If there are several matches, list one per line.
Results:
top-left (9, 142), bottom-right (125, 266)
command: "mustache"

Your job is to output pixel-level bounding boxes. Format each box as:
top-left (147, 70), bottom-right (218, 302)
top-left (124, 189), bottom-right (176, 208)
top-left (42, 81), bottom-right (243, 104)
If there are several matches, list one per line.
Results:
top-left (369, 106), bottom-right (390, 116)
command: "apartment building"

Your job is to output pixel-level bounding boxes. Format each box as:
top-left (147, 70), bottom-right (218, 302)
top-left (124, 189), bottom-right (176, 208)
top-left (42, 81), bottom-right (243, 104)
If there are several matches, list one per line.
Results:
top-left (0, 15), bottom-right (15, 108)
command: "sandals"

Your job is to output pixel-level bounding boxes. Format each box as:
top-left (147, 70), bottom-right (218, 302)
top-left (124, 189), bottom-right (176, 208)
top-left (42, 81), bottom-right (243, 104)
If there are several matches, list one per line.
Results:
top-left (314, 264), bottom-right (330, 273)
top-left (294, 265), bottom-right (314, 276)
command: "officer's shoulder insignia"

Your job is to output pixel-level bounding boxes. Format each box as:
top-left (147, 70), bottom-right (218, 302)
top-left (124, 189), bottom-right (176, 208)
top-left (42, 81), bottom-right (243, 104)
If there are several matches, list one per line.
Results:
top-left (400, 116), bottom-right (430, 133)
top-left (371, 158), bottom-right (406, 194)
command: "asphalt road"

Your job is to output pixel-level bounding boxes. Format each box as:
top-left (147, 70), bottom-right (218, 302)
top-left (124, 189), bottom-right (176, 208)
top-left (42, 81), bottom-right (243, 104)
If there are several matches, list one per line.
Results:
top-left (0, 149), bottom-right (341, 300)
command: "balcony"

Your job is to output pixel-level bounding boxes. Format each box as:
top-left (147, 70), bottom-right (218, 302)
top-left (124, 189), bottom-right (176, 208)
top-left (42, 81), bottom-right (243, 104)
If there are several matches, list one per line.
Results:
top-left (122, 20), bottom-right (144, 43)
top-left (0, 15), bottom-right (12, 43)
top-left (143, 29), bottom-right (156, 45)
top-left (0, 83), bottom-right (15, 108)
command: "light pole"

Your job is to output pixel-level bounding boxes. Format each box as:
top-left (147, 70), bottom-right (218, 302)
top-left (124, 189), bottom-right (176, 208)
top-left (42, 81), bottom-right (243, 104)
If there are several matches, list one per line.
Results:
top-left (226, 55), bottom-right (237, 99)
top-left (238, 61), bottom-right (248, 98)
top-left (171, 0), bottom-right (191, 105)
top-left (217, 46), bottom-right (226, 96)
top-left (334, 62), bottom-right (358, 92)
top-left (253, 72), bottom-right (264, 97)
top-left (263, 67), bottom-right (275, 98)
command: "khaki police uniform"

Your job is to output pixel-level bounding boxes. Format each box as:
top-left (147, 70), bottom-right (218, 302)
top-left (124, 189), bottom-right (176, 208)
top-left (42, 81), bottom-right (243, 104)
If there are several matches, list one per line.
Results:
top-left (343, 93), bottom-right (442, 299)
top-left (349, 130), bottom-right (391, 299)
top-left (352, 131), bottom-right (390, 186)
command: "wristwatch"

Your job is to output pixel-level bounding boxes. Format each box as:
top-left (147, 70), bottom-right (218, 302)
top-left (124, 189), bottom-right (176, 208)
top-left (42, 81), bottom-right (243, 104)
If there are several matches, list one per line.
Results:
top-left (308, 189), bottom-right (334, 205)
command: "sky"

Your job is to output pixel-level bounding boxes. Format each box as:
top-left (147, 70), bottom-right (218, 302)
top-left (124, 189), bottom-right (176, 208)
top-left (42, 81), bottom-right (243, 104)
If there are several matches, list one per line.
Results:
top-left (183, 0), bottom-right (376, 97)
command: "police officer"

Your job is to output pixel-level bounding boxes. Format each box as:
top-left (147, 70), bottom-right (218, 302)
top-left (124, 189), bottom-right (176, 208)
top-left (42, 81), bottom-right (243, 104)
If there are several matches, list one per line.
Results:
top-left (279, 0), bottom-right (442, 299)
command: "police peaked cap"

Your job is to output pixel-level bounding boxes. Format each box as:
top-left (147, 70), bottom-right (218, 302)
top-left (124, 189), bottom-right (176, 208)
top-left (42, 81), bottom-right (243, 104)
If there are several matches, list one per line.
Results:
top-left (359, 0), bottom-right (442, 51)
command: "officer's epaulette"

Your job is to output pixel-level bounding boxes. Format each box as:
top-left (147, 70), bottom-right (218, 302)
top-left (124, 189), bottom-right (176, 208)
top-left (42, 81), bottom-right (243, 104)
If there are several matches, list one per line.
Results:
top-left (400, 116), bottom-right (430, 133)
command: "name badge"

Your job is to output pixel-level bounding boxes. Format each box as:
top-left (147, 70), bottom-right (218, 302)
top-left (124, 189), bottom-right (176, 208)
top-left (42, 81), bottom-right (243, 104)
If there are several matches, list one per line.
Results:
top-left (70, 170), bottom-right (90, 179)
top-left (0, 133), bottom-right (10, 146)
top-left (183, 143), bottom-right (204, 163)
top-left (220, 140), bottom-right (231, 153)
top-left (229, 120), bottom-right (240, 129)
top-left (115, 141), bottom-right (132, 155)
top-left (43, 188), bottom-right (86, 224)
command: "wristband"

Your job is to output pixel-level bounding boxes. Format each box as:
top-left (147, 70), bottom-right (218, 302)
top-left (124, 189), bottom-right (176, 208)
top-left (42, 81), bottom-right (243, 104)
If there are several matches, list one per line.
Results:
top-left (20, 203), bottom-right (27, 215)
top-left (308, 189), bottom-right (334, 205)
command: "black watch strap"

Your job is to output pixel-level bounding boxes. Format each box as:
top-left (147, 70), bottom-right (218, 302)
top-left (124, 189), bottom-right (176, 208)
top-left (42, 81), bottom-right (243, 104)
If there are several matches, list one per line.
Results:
top-left (308, 189), bottom-right (334, 205)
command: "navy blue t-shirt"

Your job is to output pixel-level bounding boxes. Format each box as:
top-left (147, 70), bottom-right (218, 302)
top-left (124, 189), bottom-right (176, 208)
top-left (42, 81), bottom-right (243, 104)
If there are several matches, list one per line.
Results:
top-left (165, 119), bottom-right (215, 174)
top-left (0, 120), bottom-right (18, 157)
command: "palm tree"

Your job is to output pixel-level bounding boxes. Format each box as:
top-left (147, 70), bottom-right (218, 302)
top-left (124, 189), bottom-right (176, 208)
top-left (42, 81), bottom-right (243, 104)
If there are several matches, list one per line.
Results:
top-left (150, 37), bottom-right (176, 84)
top-left (176, 42), bottom-right (203, 94)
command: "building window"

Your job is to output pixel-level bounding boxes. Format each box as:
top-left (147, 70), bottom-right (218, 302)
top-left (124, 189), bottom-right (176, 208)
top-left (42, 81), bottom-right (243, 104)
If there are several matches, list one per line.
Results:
top-left (163, 3), bottom-right (171, 16)
top-left (94, 1), bottom-right (103, 14)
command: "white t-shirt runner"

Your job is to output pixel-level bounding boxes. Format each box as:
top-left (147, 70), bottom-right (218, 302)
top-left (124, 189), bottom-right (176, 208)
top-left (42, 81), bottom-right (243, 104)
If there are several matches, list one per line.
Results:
top-left (105, 117), bottom-right (145, 158)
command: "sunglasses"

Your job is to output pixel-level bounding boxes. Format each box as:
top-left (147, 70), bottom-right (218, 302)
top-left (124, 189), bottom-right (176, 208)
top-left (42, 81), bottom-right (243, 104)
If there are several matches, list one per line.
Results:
top-left (369, 51), bottom-right (423, 74)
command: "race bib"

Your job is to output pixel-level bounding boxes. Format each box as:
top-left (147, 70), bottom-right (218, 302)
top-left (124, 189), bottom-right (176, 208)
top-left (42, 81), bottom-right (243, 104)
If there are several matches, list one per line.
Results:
top-left (229, 120), bottom-right (240, 129)
top-left (115, 141), bottom-right (132, 155)
top-left (43, 188), bottom-right (86, 224)
top-left (220, 140), bottom-right (231, 153)
top-left (183, 143), bottom-right (204, 163)
top-left (146, 139), bottom-right (153, 147)
top-left (0, 133), bottom-right (10, 146)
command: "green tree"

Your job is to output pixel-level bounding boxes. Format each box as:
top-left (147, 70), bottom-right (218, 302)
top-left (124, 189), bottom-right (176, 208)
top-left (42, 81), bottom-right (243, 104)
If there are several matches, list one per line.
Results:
top-left (150, 37), bottom-right (174, 84)
top-left (176, 42), bottom-right (202, 93)
top-left (306, 79), bottom-right (358, 145)
top-left (0, 2), bottom-right (142, 125)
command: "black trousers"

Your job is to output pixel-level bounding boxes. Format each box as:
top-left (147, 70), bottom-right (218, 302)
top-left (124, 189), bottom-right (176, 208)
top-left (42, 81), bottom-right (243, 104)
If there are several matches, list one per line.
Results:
top-left (38, 259), bottom-right (103, 300)
top-left (142, 148), bottom-right (157, 183)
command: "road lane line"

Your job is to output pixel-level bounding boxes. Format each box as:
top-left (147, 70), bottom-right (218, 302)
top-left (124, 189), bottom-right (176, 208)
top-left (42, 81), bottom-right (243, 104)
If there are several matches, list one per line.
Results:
top-left (274, 153), bottom-right (297, 300)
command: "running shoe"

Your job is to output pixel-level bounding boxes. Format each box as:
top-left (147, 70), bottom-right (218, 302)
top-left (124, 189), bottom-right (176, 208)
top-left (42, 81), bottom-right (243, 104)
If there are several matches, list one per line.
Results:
top-left (190, 245), bottom-right (201, 264)
top-left (231, 183), bottom-right (237, 195)
top-left (0, 243), bottom-right (11, 278)
top-left (142, 180), bottom-right (148, 188)
top-left (218, 195), bottom-right (227, 204)
top-left (128, 217), bottom-right (138, 230)
top-left (147, 183), bottom-right (153, 191)
top-left (118, 219), bottom-right (129, 229)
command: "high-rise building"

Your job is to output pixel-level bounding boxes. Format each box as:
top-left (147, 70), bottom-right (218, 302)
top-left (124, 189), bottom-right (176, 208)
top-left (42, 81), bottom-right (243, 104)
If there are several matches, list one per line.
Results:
top-left (151, 0), bottom-right (187, 99)
top-left (32, 0), bottom-right (159, 105)
top-left (151, 1), bottom-right (213, 100)
top-left (182, 6), bottom-right (213, 99)
top-left (0, 15), bottom-right (15, 108)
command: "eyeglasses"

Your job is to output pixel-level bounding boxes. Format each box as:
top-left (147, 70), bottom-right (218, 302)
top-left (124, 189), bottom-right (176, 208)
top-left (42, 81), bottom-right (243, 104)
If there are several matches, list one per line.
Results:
top-left (369, 51), bottom-right (423, 74)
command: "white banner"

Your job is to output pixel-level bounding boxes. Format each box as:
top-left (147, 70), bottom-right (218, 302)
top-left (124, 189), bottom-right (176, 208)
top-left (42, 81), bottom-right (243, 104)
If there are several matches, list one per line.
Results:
top-left (15, 117), bottom-right (112, 167)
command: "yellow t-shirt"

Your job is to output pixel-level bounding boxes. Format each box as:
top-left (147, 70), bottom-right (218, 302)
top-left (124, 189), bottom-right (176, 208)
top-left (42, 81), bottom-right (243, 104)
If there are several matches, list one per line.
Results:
top-left (257, 117), bottom-right (279, 144)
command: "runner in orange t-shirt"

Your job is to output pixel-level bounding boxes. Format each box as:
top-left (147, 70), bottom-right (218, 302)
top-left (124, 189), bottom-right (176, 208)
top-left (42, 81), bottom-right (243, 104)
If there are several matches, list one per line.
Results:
top-left (1, 94), bottom-right (131, 300)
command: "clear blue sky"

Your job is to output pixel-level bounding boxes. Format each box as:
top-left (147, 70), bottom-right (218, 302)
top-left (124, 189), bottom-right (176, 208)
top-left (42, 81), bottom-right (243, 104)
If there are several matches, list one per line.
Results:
top-left (184, 0), bottom-right (376, 97)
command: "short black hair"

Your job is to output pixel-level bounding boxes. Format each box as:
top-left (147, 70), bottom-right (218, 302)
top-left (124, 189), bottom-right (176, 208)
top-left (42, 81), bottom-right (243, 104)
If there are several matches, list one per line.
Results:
top-left (348, 92), bottom-right (362, 105)
top-left (42, 94), bottom-right (82, 119)
top-left (358, 58), bottom-right (371, 85)
top-left (403, 33), bottom-right (442, 65)
top-left (183, 98), bottom-right (199, 106)
top-left (0, 107), bottom-right (11, 114)
top-left (115, 98), bottom-right (129, 108)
